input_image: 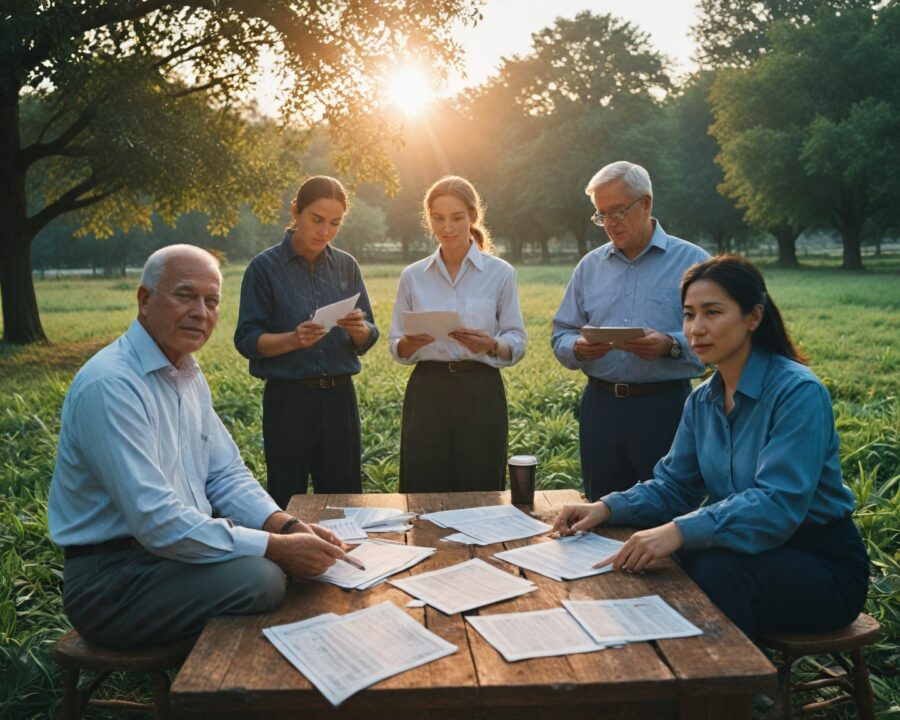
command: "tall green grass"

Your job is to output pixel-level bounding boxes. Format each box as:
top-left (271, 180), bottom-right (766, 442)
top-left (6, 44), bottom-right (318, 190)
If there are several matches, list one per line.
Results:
top-left (1, 259), bottom-right (898, 718)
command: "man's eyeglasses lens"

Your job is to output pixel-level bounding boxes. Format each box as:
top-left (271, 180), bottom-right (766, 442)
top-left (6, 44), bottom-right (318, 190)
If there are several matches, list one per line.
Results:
top-left (591, 196), bottom-right (643, 227)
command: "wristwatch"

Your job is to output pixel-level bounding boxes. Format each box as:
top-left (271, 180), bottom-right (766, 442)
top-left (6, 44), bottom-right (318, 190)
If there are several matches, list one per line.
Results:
top-left (667, 336), bottom-right (683, 360)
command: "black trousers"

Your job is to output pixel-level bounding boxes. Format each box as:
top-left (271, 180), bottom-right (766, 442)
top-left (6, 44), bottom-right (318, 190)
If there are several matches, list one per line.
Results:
top-left (399, 362), bottom-right (508, 493)
top-left (579, 380), bottom-right (691, 501)
top-left (677, 516), bottom-right (870, 641)
top-left (262, 378), bottom-right (362, 508)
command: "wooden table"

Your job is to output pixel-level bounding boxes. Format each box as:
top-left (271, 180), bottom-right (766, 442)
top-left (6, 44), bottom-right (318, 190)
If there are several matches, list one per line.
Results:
top-left (171, 490), bottom-right (776, 719)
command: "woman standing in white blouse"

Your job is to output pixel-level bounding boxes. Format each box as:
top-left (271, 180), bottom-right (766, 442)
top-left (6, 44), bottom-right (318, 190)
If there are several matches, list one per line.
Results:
top-left (389, 176), bottom-right (527, 492)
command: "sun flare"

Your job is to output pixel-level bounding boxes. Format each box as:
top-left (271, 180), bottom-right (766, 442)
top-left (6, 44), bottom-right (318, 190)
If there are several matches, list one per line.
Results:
top-left (385, 65), bottom-right (434, 116)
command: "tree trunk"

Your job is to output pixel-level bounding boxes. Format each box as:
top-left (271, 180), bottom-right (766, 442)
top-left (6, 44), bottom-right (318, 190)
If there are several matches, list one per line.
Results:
top-left (772, 224), bottom-right (800, 268)
top-left (540, 237), bottom-right (550, 263)
top-left (841, 229), bottom-right (864, 270)
top-left (837, 187), bottom-right (865, 271)
top-left (575, 225), bottom-right (588, 258)
top-left (0, 90), bottom-right (47, 344)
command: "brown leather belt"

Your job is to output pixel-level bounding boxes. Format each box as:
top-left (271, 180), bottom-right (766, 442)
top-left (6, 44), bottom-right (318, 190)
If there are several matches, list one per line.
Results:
top-left (588, 377), bottom-right (689, 398)
top-left (64, 537), bottom-right (142, 559)
top-left (270, 375), bottom-right (351, 389)
top-left (418, 361), bottom-right (494, 373)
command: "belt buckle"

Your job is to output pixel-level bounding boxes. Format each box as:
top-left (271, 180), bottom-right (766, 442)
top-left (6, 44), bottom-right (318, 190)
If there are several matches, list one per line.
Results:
top-left (318, 377), bottom-right (335, 389)
top-left (614, 383), bottom-right (630, 398)
top-left (448, 362), bottom-right (458, 373)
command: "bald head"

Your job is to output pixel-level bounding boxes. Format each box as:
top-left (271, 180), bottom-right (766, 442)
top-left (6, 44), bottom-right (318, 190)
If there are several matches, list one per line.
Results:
top-left (137, 245), bottom-right (223, 366)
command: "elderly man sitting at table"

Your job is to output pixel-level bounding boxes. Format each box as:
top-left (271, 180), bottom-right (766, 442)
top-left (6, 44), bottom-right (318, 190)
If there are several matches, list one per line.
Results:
top-left (48, 244), bottom-right (353, 649)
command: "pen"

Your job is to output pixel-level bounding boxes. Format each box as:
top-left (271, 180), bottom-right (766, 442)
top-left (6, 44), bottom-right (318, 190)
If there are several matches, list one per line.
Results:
top-left (339, 554), bottom-right (366, 571)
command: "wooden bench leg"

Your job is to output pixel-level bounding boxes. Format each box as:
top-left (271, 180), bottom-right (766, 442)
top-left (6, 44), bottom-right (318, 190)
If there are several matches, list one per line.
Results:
top-left (850, 648), bottom-right (876, 720)
top-left (150, 671), bottom-right (173, 719)
top-left (59, 668), bottom-right (80, 720)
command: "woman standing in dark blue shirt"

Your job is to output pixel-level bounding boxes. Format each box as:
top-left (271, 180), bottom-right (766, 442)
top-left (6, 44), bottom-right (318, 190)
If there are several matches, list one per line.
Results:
top-left (552, 256), bottom-right (869, 640)
top-left (234, 176), bottom-right (378, 507)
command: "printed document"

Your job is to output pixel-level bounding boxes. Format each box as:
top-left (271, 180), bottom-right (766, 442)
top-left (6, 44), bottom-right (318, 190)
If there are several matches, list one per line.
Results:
top-left (316, 540), bottom-right (435, 590)
top-left (563, 595), bottom-right (703, 644)
top-left (402, 310), bottom-right (464, 341)
top-left (311, 292), bottom-right (361, 331)
top-left (317, 517), bottom-right (367, 542)
top-left (421, 504), bottom-right (550, 543)
top-left (263, 601), bottom-right (457, 706)
top-left (330, 506), bottom-right (416, 533)
top-left (494, 533), bottom-right (625, 581)
top-left (580, 326), bottom-right (646, 347)
top-left (466, 608), bottom-right (611, 661)
top-left (390, 558), bottom-right (536, 615)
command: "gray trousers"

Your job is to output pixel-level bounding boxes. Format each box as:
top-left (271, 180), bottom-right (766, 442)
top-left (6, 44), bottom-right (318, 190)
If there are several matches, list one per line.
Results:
top-left (63, 546), bottom-right (286, 649)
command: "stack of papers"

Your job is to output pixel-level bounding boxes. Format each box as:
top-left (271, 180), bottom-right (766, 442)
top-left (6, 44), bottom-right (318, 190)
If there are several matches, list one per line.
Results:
top-left (466, 595), bottom-right (702, 662)
top-left (494, 533), bottom-right (625, 581)
top-left (264, 601), bottom-right (457, 706)
top-left (316, 540), bottom-right (435, 590)
top-left (401, 310), bottom-right (464, 341)
top-left (421, 505), bottom-right (551, 545)
top-left (317, 517), bottom-right (367, 541)
top-left (311, 293), bottom-right (361, 331)
top-left (390, 558), bottom-right (537, 615)
top-left (467, 608), bottom-right (611, 661)
top-left (563, 595), bottom-right (703, 644)
top-left (329, 506), bottom-right (417, 534)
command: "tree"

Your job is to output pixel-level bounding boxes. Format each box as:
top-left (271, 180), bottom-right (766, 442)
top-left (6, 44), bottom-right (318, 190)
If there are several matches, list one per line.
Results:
top-left (655, 73), bottom-right (750, 257)
top-left (692, 0), bottom-right (876, 68)
top-left (710, 4), bottom-right (900, 269)
top-left (1, 0), bottom-right (478, 343)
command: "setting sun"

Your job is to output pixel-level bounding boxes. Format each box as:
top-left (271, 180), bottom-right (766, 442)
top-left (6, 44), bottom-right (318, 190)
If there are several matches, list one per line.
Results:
top-left (385, 64), bottom-right (434, 116)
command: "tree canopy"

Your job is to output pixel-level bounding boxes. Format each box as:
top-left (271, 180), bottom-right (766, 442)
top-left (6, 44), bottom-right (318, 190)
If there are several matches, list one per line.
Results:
top-left (1, 0), bottom-right (479, 343)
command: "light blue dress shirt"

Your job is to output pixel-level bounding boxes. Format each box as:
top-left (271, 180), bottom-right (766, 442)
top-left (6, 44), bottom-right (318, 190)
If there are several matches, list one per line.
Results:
top-left (602, 347), bottom-right (857, 553)
top-left (389, 242), bottom-right (527, 367)
top-left (551, 221), bottom-right (709, 382)
top-left (49, 321), bottom-right (279, 562)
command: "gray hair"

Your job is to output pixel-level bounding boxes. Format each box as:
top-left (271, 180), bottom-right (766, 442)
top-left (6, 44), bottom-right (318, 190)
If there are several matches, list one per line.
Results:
top-left (585, 161), bottom-right (653, 198)
top-left (140, 244), bottom-right (221, 289)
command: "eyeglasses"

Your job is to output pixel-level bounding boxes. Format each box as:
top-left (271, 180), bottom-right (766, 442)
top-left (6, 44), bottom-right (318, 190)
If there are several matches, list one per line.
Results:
top-left (590, 196), bottom-right (644, 227)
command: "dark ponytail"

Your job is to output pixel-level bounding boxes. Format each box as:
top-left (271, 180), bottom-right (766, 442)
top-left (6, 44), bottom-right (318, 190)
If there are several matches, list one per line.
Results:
top-left (680, 255), bottom-right (808, 365)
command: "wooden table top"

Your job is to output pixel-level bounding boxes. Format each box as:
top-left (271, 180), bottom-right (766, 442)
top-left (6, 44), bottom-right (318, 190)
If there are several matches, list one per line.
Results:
top-left (171, 490), bottom-right (775, 720)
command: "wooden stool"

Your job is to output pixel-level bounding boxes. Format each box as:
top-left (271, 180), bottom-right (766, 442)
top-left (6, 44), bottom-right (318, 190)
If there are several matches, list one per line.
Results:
top-left (53, 630), bottom-right (195, 719)
top-left (758, 613), bottom-right (881, 720)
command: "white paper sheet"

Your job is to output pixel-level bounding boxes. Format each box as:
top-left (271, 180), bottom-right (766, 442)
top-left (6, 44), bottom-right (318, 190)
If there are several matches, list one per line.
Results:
top-left (580, 326), bottom-right (646, 347)
top-left (466, 608), bottom-right (612, 661)
top-left (563, 595), bottom-right (703, 644)
top-left (401, 310), bottom-right (464, 341)
top-left (316, 540), bottom-right (435, 590)
top-left (317, 517), bottom-right (368, 542)
top-left (450, 513), bottom-right (551, 544)
top-left (389, 558), bottom-right (536, 615)
top-left (494, 533), bottom-right (625, 581)
top-left (311, 292), bottom-right (361, 331)
top-left (421, 504), bottom-right (545, 530)
top-left (263, 601), bottom-right (457, 706)
top-left (330, 506), bottom-right (417, 530)
top-left (440, 532), bottom-right (493, 546)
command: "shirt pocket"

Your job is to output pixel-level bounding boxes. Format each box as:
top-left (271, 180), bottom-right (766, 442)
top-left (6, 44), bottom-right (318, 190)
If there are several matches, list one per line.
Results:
top-left (463, 297), bottom-right (497, 331)
top-left (583, 288), bottom-right (619, 327)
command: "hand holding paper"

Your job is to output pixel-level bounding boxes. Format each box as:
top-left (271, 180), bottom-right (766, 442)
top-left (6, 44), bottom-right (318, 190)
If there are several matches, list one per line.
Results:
top-left (311, 293), bottom-right (361, 331)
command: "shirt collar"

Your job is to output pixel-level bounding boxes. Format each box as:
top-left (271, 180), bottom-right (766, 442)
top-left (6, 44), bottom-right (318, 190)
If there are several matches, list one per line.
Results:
top-left (701, 345), bottom-right (770, 403)
top-left (278, 229), bottom-right (335, 268)
top-left (606, 219), bottom-right (669, 261)
top-left (423, 240), bottom-right (484, 273)
top-left (125, 320), bottom-right (199, 379)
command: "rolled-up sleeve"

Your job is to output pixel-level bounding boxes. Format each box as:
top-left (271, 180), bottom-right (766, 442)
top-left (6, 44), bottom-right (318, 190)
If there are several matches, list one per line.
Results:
top-left (352, 260), bottom-right (379, 354)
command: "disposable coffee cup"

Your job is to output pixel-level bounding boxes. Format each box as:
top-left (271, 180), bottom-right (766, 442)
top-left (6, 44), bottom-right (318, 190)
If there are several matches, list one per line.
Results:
top-left (508, 454), bottom-right (538, 505)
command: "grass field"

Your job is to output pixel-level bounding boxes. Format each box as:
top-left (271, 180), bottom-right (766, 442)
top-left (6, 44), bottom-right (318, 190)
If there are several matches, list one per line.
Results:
top-left (1, 258), bottom-right (898, 718)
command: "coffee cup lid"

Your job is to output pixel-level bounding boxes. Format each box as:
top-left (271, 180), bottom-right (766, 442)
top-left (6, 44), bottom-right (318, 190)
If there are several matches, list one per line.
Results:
top-left (508, 454), bottom-right (538, 466)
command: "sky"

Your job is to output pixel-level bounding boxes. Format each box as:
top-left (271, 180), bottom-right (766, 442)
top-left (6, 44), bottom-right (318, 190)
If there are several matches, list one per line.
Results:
top-left (447, 0), bottom-right (701, 92)
top-left (252, 0), bottom-right (702, 113)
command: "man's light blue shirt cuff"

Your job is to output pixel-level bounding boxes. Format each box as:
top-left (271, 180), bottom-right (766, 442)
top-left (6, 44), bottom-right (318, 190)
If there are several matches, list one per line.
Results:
top-left (232, 526), bottom-right (270, 557)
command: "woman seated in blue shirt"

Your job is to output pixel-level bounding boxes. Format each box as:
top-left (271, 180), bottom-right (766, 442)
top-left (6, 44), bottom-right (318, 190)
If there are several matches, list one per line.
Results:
top-left (552, 255), bottom-right (869, 640)
top-left (234, 176), bottom-right (378, 508)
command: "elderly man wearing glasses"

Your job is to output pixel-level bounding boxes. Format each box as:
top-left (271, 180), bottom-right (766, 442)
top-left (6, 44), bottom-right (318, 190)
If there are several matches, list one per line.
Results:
top-left (551, 161), bottom-right (710, 501)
